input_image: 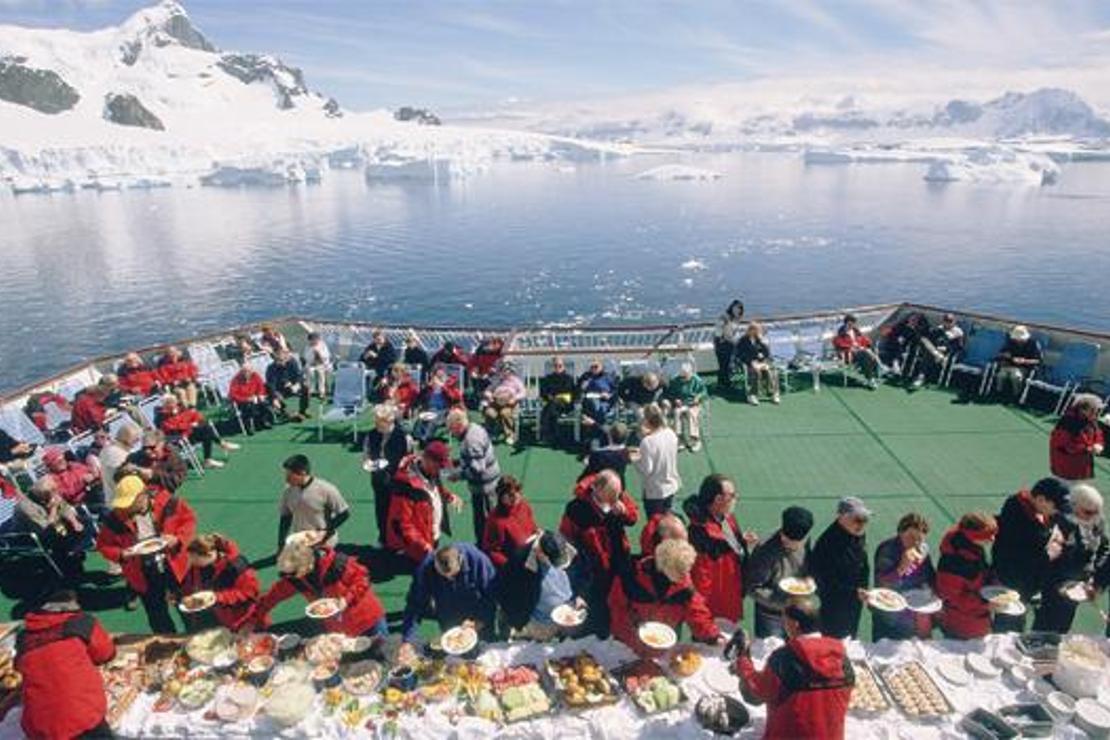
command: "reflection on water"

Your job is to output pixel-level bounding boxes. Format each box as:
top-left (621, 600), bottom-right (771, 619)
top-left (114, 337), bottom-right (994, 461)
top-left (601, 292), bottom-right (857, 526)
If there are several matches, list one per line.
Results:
top-left (2, 153), bottom-right (1108, 391)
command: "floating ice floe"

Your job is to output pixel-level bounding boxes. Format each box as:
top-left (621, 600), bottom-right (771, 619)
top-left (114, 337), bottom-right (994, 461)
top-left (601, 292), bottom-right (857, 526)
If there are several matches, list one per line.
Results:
top-left (680, 259), bottom-right (707, 271)
top-left (635, 165), bottom-right (723, 181)
top-left (924, 147), bottom-right (1060, 186)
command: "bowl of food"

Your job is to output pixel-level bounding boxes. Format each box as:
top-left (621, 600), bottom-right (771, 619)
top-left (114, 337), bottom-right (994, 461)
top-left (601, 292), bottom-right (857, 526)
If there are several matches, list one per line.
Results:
top-left (669, 647), bottom-right (704, 678)
top-left (637, 622), bottom-right (677, 651)
top-left (341, 660), bottom-right (383, 696)
top-left (246, 655), bottom-right (275, 686)
top-left (777, 577), bottom-right (816, 596)
top-left (551, 603), bottom-right (587, 628)
top-left (1054, 637), bottom-right (1108, 699)
top-left (387, 664), bottom-right (417, 692)
top-left (1005, 664), bottom-right (1035, 688)
top-left (1046, 691), bottom-right (1076, 721)
top-left (311, 662), bottom-right (340, 691)
top-left (305, 597), bottom-right (345, 620)
top-left (264, 683), bottom-right (315, 727)
top-left (980, 586), bottom-right (1025, 615)
top-left (178, 590), bottom-right (217, 614)
top-left (440, 625), bottom-right (478, 656)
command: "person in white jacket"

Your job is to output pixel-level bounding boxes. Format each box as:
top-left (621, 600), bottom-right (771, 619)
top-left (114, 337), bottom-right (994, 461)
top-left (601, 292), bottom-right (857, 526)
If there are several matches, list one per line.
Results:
top-left (632, 404), bottom-right (681, 516)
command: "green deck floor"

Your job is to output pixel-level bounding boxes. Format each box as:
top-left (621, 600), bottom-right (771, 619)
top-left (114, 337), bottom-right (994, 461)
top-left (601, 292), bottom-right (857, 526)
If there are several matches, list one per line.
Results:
top-left (7, 378), bottom-right (1109, 640)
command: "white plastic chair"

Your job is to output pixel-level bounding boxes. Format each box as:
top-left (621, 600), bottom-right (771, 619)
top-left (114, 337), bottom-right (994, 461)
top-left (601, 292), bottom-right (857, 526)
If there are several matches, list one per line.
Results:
top-left (317, 364), bottom-right (370, 441)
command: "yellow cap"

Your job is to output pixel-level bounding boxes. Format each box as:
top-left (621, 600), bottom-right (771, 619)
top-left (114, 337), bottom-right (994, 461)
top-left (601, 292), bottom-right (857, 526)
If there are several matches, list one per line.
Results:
top-left (112, 475), bottom-right (146, 509)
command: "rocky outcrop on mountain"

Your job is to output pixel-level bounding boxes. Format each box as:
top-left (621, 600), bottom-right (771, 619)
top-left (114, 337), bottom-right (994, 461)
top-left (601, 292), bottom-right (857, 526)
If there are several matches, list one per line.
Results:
top-left (0, 57), bottom-right (79, 114)
top-left (323, 97), bottom-right (343, 118)
top-left (154, 2), bottom-right (216, 52)
top-left (394, 106), bottom-right (441, 125)
top-left (104, 92), bottom-right (164, 130)
top-left (218, 53), bottom-right (307, 110)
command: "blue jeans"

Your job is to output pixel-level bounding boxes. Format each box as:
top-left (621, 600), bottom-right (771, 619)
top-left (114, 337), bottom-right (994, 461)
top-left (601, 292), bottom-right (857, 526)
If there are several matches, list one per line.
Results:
top-left (365, 617), bottom-right (389, 637)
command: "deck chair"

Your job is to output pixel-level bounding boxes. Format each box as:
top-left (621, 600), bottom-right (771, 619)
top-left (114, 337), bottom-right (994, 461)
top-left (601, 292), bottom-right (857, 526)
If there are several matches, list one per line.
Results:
top-left (209, 361), bottom-right (249, 435)
top-left (189, 342), bottom-right (225, 404)
top-left (0, 405), bottom-right (46, 447)
top-left (944, 328), bottom-right (1008, 396)
top-left (0, 495), bottom-right (64, 578)
top-left (245, 352), bottom-right (273, 379)
top-left (793, 326), bottom-right (845, 392)
top-left (515, 365), bottom-right (543, 442)
top-left (765, 329), bottom-right (799, 393)
top-left (1019, 341), bottom-right (1101, 414)
top-left (658, 355), bottom-right (711, 441)
top-left (317, 363), bottom-right (369, 442)
top-left (134, 396), bottom-right (205, 476)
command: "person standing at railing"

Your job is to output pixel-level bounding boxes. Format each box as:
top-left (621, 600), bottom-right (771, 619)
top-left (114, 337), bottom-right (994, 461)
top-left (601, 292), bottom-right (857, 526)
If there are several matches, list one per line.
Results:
top-left (713, 299), bottom-right (745, 392)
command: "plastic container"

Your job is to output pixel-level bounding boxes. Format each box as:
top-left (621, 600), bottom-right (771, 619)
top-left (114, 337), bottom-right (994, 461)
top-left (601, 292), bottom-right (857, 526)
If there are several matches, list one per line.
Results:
top-left (996, 703), bottom-right (1054, 738)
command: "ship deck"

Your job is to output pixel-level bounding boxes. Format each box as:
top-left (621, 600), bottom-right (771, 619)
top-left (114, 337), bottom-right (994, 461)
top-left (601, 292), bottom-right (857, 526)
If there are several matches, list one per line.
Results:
top-left (5, 377), bottom-right (1109, 640)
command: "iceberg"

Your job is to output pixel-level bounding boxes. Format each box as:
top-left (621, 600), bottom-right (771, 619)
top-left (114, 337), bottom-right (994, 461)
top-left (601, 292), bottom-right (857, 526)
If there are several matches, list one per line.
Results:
top-left (635, 165), bottom-right (723, 181)
top-left (924, 147), bottom-right (1060, 186)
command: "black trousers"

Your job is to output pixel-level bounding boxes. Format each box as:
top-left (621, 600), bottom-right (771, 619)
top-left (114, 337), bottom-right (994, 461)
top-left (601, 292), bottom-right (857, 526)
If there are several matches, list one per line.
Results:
top-left (371, 471), bottom-right (390, 544)
top-left (140, 562), bottom-right (179, 634)
top-left (643, 496), bottom-right (673, 517)
top-left (1032, 587), bottom-right (1078, 634)
top-left (272, 382), bottom-right (309, 415)
top-left (714, 339), bottom-right (736, 389)
top-left (189, 424), bottom-right (218, 460)
top-left (820, 595), bottom-right (862, 639)
top-left (540, 400), bottom-right (573, 442)
top-left (235, 401), bottom-right (273, 433)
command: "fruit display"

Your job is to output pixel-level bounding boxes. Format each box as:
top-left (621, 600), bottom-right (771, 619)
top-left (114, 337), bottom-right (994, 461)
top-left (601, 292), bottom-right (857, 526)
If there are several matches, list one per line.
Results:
top-left (545, 653), bottom-right (619, 710)
top-left (451, 661), bottom-right (490, 702)
top-left (488, 665), bottom-right (552, 723)
top-left (848, 662), bottom-right (889, 714)
top-left (668, 646), bottom-right (703, 677)
top-left (612, 659), bottom-right (685, 715)
top-left (879, 662), bottom-right (954, 719)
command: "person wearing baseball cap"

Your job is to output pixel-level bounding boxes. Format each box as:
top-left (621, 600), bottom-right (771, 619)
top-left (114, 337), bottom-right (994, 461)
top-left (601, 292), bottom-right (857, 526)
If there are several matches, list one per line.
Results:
top-left (811, 497), bottom-right (872, 639)
top-left (746, 505), bottom-right (815, 637)
top-left (994, 324), bottom-right (1042, 402)
top-left (96, 475), bottom-right (197, 634)
top-left (384, 441), bottom-right (462, 572)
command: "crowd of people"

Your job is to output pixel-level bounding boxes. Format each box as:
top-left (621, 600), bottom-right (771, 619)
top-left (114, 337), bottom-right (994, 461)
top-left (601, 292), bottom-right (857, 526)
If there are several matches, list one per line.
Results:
top-left (3, 312), bottom-right (1108, 740)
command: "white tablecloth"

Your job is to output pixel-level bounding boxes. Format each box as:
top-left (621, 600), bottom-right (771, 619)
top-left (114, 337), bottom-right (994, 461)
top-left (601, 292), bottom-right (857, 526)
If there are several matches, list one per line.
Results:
top-left (2, 634), bottom-right (1109, 738)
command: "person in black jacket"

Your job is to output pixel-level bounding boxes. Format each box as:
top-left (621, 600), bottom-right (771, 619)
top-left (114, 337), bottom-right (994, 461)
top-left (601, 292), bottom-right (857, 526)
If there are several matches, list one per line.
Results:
top-left (879, 312), bottom-right (929, 377)
top-left (618, 372), bottom-right (664, 419)
top-left (994, 325), bottom-right (1042, 402)
top-left (498, 530), bottom-right (580, 640)
top-left (578, 423), bottom-right (630, 489)
top-left (360, 330), bottom-right (399, 387)
top-left (735, 322), bottom-right (780, 406)
top-left (1033, 484), bottom-right (1107, 633)
top-left (811, 497), bottom-right (871, 639)
top-left (265, 348), bottom-right (309, 421)
top-left (363, 404), bottom-right (413, 544)
top-left (539, 357), bottom-right (577, 444)
top-left (992, 478), bottom-right (1070, 631)
top-left (910, 313), bottom-right (964, 389)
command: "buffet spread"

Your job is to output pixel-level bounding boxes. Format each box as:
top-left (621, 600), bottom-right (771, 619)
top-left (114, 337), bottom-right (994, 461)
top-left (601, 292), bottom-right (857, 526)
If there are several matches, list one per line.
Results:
top-left (0, 628), bottom-right (1109, 739)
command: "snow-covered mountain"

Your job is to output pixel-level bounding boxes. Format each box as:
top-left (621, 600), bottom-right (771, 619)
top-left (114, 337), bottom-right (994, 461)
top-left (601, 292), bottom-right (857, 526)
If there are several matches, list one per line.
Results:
top-left (0, 1), bottom-right (624, 193)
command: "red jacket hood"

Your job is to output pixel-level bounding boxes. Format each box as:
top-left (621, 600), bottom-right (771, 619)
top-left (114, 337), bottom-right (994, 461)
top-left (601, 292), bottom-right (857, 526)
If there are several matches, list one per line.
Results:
top-left (789, 635), bottom-right (849, 681)
top-left (23, 610), bottom-right (81, 633)
top-left (940, 526), bottom-right (986, 561)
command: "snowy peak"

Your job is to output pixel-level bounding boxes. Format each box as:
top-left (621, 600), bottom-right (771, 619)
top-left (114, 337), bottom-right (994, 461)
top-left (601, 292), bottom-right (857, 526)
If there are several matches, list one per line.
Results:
top-left (979, 88), bottom-right (1110, 138)
top-left (117, 1), bottom-right (216, 58)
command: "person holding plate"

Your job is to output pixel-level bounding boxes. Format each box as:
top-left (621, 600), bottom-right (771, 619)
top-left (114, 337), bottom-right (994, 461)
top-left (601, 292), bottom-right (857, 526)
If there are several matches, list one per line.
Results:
top-left (96, 475), bottom-right (196, 634)
top-left (180, 533), bottom-right (261, 632)
top-left (745, 506), bottom-right (814, 638)
top-left (1033, 484), bottom-right (1107, 633)
top-left (936, 512), bottom-right (998, 639)
top-left (363, 404), bottom-right (412, 545)
top-left (811, 497), bottom-right (871, 639)
top-left (252, 541), bottom-right (386, 638)
top-left (872, 513), bottom-right (935, 640)
top-left (498, 530), bottom-right (580, 641)
top-left (400, 543), bottom-right (497, 647)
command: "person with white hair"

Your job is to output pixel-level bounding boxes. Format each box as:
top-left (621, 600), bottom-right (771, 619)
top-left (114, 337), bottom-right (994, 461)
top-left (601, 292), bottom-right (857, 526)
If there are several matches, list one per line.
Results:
top-left (98, 424), bottom-right (142, 497)
top-left (301, 332), bottom-right (332, 398)
top-left (363, 404), bottom-right (412, 544)
top-left (736, 322), bottom-right (781, 405)
top-left (632, 403), bottom-right (682, 515)
top-left (994, 324), bottom-right (1042, 402)
top-left (446, 407), bottom-right (502, 541)
top-left (402, 330), bottom-right (431, 374)
top-left (1050, 393), bottom-right (1105, 481)
top-left (663, 362), bottom-right (708, 451)
top-left (607, 538), bottom-right (723, 656)
top-left (481, 362), bottom-right (526, 446)
top-left (1034, 483), bottom-right (1107, 633)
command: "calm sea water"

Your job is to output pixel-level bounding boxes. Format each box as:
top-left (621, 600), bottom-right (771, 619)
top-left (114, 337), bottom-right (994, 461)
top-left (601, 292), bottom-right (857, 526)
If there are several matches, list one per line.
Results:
top-left (2, 152), bottom-right (1109, 392)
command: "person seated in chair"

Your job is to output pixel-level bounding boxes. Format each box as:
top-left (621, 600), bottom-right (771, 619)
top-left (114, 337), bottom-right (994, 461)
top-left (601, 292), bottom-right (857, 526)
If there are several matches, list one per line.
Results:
top-left (227, 364), bottom-right (273, 435)
top-left (412, 364), bottom-right (464, 442)
top-left (879, 312), bottom-right (929, 378)
top-left (577, 358), bottom-right (617, 434)
top-left (301, 332), bottom-right (332, 399)
top-left (833, 314), bottom-right (881, 389)
top-left (736, 322), bottom-right (781, 405)
top-left (539, 356), bottom-right (577, 444)
top-left (619, 372), bottom-right (664, 420)
top-left (663, 363), bottom-right (708, 450)
top-left (70, 376), bottom-right (119, 434)
top-left (468, 336), bottom-right (506, 397)
top-left (0, 426), bottom-right (36, 475)
top-left (43, 447), bottom-right (100, 509)
top-left (429, 340), bottom-right (469, 370)
top-left (910, 313), bottom-right (965, 389)
top-left (12, 478), bottom-right (90, 581)
top-left (481, 363), bottom-right (526, 445)
top-left (994, 325), bottom-right (1042, 402)
top-left (127, 429), bottom-right (188, 493)
top-left (156, 346), bottom-right (199, 409)
top-left (117, 352), bottom-right (163, 398)
top-left (402, 330), bottom-right (431, 374)
top-left (265, 347), bottom-right (309, 422)
top-left (258, 324), bottom-right (290, 355)
top-left (156, 395), bottom-right (238, 469)
top-left (360, 329), bottom-right (398, 388)
top-left (379, 363), bottom-right (420, 417)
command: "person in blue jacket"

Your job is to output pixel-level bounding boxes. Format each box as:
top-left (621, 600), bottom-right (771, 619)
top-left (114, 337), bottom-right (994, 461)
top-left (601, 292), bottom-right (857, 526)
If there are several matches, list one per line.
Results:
top-left (399, 542), bottom-right (498, 649)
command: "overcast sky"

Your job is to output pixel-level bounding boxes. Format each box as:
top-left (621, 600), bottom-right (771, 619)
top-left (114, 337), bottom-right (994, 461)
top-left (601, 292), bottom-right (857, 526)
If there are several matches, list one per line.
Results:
top-left (3, 0), bottom-right (1110, 112)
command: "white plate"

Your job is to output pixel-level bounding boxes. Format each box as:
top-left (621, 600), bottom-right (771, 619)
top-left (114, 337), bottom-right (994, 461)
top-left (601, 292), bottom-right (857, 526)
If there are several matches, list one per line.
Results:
top-left (935, 658), bottom-right (971, 686)
top-left (178, 590), bottom-right (217, 614)
top-left (703, 663), bottom-right (739, 694)
top-left (903, 588), bottom-right (942, 614)
top-left (637, 621), bottom-right (677, 650)
top-left (865, 588), bottom-right (908, 613)
top-left (304, 597), bottom-right (344, 620)
top-left (1075, 699), bottom-right (1110, 735)
top-left (965, 653), bottom-right (1001, 679)
top-left (362, 459), bottom-right (388, 473)
top-left (551, 603), bottom-right (587, 627)
top-left (1006, 664), bottom-right (1035, 687)
top-left (441, 625), bottom-right (478, 655)
top-left (778, 577), bottom-right (817, 596)
top-left (1060, 581), bottom-right (1093, 603)
top-left (1027, 677), bottom-right (1055, 698)
top-left (1046, 691), bottom-right (1076, 720)
top-left (418, 411), bottom-right (438, 422)
top-left (980, 586), bottom-right (1023, 612)
top-left (285, 530), bottom-right (325, 548)
top-left (126, 537), bottom-right (168, 557)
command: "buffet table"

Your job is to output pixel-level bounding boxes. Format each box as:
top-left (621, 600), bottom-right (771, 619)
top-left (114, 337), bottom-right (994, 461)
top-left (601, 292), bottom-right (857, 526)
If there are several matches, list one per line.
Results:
top-left (1, 632), bottom-right (1108, 739)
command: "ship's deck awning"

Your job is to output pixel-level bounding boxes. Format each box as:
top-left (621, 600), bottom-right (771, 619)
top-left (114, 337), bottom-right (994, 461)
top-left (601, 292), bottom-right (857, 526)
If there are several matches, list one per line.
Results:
top-left (4, 378), bottom-right (1106, 640)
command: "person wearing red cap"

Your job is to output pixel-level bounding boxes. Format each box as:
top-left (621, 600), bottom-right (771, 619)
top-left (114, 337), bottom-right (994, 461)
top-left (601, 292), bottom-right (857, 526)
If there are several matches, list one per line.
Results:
top-left (42, 447), bottom-right (99, 508)
top-left (385, 442), bottom-right (462, 571)
top-left (936, 512), bottom-right (998, 639)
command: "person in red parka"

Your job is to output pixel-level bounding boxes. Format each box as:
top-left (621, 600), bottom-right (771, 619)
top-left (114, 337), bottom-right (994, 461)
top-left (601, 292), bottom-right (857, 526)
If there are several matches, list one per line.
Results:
top-left (156, 394), bottom-right (238, 468)
top-left (157, 345), bottom-right (200, 409)
top-left (384, 443), bottom-right (462, 570)
top-left (70, 378), bottom-right (116, 434)
top-left (96, 475), bottom-right (197, 634)
top-left (559, 470), bottom-right (639, 638)
top-left (42, 446), bottom-right (99, 507)
top-left (684, 474), bottom-right (757, 625)
top-left (227, 365), bottom-right (273, 435)
top-left (180, 533), bottom-right (261, 632)
top-left (833, 313), bottom-right (881, 388)
top-left (17, 590), bottom-right (116, 740)
top-left (936, 512), bottom-right (998, 639)
top-left (481, 475), bottom-right (538, 569)
top-left (608, 539), bottom-right (722, 657)
top-left (733, 598), bottom-right (854, 740)
top-left (1050, 394), bottom-right (1105, 481)
top-left (380, 363), bottom-right (421, 416)
top-left (117, 352), bottom-right (163, 397)
top-left (250, 542), bottom-right (387, 637)
top-left (639, 511), bottom-right (688, 555)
